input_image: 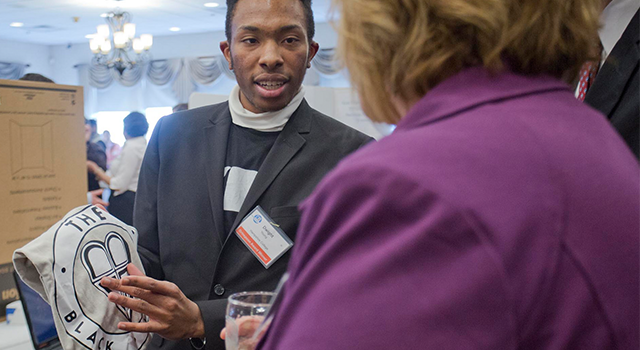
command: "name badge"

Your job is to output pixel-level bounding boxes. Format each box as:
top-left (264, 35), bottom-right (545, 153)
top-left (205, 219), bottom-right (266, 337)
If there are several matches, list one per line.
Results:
top-left (235, 206), bottom-right (293, 269)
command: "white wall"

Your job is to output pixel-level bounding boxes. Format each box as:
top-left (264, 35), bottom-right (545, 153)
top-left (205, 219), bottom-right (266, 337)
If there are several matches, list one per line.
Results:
top-left (0, 38), bottom-right (53, 80)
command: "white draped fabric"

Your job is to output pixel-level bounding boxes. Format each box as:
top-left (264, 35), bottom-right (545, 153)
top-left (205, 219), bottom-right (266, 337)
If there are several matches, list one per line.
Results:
top-left (311, 48), bottom-right (343, 76)
top-left (77, 50), bottom-right (348, 116)
top-left (0, 62), bottom-right (27, 80)
top-left (78, 56), bottom-right (237, 116)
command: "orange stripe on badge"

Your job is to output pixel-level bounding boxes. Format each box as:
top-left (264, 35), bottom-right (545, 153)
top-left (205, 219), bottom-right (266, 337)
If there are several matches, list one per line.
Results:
top-left (236, 227), bottom-right (271, 264)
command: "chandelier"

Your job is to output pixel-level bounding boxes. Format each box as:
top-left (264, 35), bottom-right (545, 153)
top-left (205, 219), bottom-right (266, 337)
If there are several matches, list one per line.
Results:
top-left (89, 10), bottom-right (153, 75)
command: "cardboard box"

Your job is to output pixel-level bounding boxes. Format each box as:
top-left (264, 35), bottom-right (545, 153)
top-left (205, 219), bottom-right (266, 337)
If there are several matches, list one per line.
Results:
top-left (0, 79), bottom-right (87, 319)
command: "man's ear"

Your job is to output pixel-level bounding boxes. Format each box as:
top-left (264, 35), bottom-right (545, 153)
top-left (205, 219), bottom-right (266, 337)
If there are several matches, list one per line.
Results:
top-left (220, 41), bottom-right (233, 70)
top-left (307, 41), bottom-right (319, 69)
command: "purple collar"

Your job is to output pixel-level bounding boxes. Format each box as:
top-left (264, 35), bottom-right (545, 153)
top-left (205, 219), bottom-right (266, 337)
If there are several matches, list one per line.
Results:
top-left (396, 67), bottom-right (571, 130)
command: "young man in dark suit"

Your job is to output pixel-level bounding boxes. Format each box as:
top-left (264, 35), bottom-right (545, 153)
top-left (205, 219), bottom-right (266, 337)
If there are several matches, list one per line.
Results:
top-left (100, 0), bottom-right (372, 349)
top-left (584, 3), bottom-right (639, 158)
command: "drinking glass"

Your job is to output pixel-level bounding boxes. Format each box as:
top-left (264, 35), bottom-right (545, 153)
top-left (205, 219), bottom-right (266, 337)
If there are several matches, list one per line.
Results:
top-left (225, 291), bottom-right (275, 350)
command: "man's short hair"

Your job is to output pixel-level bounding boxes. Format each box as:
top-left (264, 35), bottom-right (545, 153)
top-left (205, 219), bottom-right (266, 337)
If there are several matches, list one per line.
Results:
top-left (123, 112), bottom-right (149, 138)
top-left (225, 0), bottom-right (315, 42)
top-left (19, 73), bottom-right (54, 83)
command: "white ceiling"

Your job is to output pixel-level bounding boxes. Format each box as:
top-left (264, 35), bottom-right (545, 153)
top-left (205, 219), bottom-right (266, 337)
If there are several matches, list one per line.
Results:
top-left (0, 0), bottom-right (333, 45)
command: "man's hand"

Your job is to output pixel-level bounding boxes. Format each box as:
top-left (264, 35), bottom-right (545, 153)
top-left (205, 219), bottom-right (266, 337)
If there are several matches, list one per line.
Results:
top-left (100, 264), bottom-right (205, 340)
top-left (220, 316), bottom-right (270, 350)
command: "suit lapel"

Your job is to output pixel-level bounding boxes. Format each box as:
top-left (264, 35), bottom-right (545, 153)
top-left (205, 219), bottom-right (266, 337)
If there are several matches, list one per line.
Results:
top-left (226, 100), bottom-right (313, 242)
top-left (203, 105), bottom-right (232, 245)
top-left (586, 10), bottom-right (639, 117)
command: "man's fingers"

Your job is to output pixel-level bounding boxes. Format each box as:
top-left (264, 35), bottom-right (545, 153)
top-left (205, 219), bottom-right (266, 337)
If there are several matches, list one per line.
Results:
top-left (223, 316), bottom-right (264, 340)
top-left (102, 279), bottom-right (156, 301)
top-left (120, 275), bottom-right (182, 297)
top-left (127, 263), bottom-right (145, 276)
top-left (101, 276), bottom-right (123, 290)
top-left (108, 292), bottom-right (163, 318)
top-left (117, 320), bottom-right (163, 333)
top-left (101, 277), bottom-right (164, 305)
top-left (238, 316), bottom-right (264, 337)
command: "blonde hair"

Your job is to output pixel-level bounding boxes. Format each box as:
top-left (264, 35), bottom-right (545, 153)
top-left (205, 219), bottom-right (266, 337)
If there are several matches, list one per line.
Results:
top-left (333, 0), bottom-right (602, 123)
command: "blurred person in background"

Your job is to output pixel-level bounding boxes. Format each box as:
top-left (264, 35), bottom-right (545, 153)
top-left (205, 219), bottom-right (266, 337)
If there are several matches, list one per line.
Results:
top-left (102, 130), bottom-right (122, 168)
top-left (256, 0), bottom-right (640, 349)
top-left (85, 118), bottom-right (107, 193)
top-left (87, 112), bottom-right (148, 225)
top-left (86, 118), bottom-right (106, 150)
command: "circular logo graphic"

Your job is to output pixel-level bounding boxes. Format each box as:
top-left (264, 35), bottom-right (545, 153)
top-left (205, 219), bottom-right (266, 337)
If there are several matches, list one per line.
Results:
top-left (52, 206), bottom-right (148, 349)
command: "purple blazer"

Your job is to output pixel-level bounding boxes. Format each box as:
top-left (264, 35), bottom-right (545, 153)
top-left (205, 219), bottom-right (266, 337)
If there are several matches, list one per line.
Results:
top-left (258, 68), bottom-right (639, 349)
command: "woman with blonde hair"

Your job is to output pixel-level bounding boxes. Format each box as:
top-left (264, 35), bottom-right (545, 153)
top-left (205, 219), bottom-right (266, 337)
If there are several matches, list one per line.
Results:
top-left (257, 0), bottom-right (639, 349)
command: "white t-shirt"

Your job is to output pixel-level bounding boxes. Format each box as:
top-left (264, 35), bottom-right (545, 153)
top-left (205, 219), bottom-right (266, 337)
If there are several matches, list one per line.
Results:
top-left (13, 205), bottom-right (149, 350)
top-left (108, 136), bottom-right (147, 196)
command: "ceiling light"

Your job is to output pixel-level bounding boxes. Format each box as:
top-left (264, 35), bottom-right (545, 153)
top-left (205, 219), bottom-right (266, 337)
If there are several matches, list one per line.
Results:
top-left (169, 27), bottom-right (181, 32)
top-left (100, 13), bottom-right (108, 18)
top-left (140, 34), bottom-right (153, 49)
top-left (10, 22), bottom-right (24, 27)
top-left (89, 10), bottom-right (153, 75)
top-left (204, 2), bottom-right (220, 7)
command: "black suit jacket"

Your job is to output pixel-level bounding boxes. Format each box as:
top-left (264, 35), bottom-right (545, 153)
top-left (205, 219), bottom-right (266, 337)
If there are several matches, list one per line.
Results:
top-left (134, 99), bottom-right (372, 349)
top-left (585, 10), bottom-right (639, 158)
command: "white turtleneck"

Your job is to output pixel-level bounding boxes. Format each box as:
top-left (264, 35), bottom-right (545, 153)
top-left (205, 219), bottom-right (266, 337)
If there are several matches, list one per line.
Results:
top-left (228, 85), bottom-right (305, 132)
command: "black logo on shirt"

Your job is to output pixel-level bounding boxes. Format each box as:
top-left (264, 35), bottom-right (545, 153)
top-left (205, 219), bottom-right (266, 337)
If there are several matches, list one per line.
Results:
top-left (81, 232), bottom-right (133, 321)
